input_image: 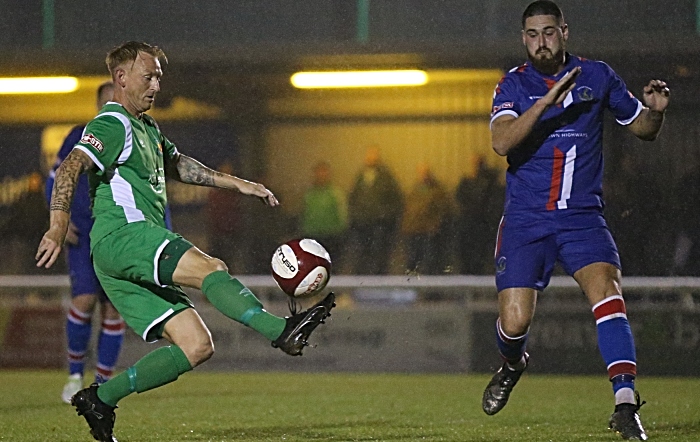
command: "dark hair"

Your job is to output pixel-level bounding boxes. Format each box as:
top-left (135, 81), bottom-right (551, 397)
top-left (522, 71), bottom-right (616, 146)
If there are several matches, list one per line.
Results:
top-left (96, 81), bottom-right (113, 98)
top-left (522, 1), bottom-right (564, 28)
top-left (105, 41), bottom-right (167, 76)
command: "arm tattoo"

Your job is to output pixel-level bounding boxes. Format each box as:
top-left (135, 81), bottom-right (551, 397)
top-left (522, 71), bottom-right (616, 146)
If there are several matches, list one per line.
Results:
top-left (175, 155), bottom-right (217, 186)
top-left (51, 149), bottom-right (93, 212)
top-left (50, 201), bottom-right (71, 213)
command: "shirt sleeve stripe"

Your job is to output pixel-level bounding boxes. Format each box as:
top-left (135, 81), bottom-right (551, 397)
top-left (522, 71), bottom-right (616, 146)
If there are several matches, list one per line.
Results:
top-left (73, 145), bottom-right (104, 171)
top-left (490, 110), bottom-right (519, 128)
top-left (96, 112), bottom-right (133, 165)
top-left (616, 99), bottom-right (643, 126)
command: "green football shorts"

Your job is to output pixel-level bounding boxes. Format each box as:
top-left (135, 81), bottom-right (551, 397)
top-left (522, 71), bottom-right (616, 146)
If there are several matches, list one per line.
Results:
top-left (92, 221), bottom-right (194, 342)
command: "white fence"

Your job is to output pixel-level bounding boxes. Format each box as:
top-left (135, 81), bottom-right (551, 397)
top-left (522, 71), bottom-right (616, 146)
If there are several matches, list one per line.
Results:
top-left (5, 274), bottom-right (700, 290)
top-left (1, 275), bottom-right (698, 375)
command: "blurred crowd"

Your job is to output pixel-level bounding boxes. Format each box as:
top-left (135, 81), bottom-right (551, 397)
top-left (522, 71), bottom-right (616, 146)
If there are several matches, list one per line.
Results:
top-left (3, 147), bottom-right (700, 278)
top-left (200, 147), bottom-right (506, 277)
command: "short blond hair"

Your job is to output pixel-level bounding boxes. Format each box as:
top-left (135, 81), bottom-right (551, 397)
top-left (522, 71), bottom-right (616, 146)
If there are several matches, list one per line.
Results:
top-left (105, 41), bottom-right (167, 76)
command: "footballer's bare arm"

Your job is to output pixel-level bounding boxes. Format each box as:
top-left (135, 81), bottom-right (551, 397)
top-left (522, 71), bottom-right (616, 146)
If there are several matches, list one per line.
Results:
top-left (628, 79), bottom-right (669, 141)
top-left (50, 149), bottom-right (94, 212)
top-left (492, 67), bottom-right (580, 156)
top-left (36, 148), bottom-right (95, 268)
top-left (171, 154), bottom-right (279, 206)
top-left (170, 153), bottom-right (216, 186)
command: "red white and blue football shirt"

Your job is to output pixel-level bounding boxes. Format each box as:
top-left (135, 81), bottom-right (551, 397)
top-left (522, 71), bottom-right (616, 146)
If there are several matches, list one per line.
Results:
top-left (491, 53), bottom-right (642, 214)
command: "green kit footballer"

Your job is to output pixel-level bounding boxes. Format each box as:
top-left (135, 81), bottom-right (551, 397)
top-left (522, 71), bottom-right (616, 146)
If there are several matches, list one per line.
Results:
top-left (36, 41), bottom-right (335, 442)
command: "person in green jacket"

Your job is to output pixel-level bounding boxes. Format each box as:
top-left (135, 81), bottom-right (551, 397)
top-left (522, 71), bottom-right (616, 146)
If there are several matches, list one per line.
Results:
top-left (301, 161), bottom-right (348, 271)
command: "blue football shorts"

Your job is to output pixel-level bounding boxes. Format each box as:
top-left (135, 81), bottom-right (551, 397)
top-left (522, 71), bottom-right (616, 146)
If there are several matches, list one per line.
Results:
top-left (494, 209), bottom-right (620, 292)
top-left (66, 234), bottom-right (106, 300)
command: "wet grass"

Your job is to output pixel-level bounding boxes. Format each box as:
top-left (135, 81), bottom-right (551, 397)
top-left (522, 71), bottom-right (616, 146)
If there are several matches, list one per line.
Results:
top-left (0, 370), bottom-right (698, 441)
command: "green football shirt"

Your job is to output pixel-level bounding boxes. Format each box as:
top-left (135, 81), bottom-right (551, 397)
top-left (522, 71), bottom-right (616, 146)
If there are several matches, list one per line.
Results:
top-left (73, 102), bottom-right (177, 248)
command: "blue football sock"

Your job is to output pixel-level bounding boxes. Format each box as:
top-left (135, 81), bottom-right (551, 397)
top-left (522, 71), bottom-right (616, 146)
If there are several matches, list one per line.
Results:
top-left (66, 306), bottom-right (92, 376)
top-left (95, 318), bottom-right (126, 383)
top-left (495, 318), bottom-right (529, 366)
top-left (592, 295), bottom-right (637, 400)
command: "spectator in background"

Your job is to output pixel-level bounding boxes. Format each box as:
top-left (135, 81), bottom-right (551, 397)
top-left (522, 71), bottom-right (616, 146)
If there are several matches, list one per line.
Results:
top-left (3, 172), bottom-right (49, 274)
top-left (239, 170), bottom-right (291, 274)
top-left (300, 161), bottom-right (348, 271)
top-left (205, 159), bottom-right (245, 274)
top-left (348, 146), bottom-right (403, 274)
top-left (670, 162), bottom-right (700, 276)
top-left (455, 156), bottom-right (504, 274)
top-left (604, 152), bottom-right (658, 276)
top-left (400, 162), bottom-right (452, 274)
top-left (45, 81), bottom-right (127, 404)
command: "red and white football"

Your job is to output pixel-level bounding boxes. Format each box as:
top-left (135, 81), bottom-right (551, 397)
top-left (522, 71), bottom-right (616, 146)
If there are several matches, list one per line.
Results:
top-left (271, 238), bottom-right (332, 298)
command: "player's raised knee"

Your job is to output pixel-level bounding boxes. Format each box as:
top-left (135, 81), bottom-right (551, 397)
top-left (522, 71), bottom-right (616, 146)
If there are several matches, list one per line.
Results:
top-left (173, 249), bottom-right (229, 288)
top-left (183, 336), bottom-right (214, 367)
top-left (193, 251), bottom-right (228, 275)
top-left (207, 256), bottom-right (228, 274)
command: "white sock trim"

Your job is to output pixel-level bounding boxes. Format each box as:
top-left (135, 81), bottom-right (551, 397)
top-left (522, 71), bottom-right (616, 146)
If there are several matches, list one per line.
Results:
top-left (615, 387), bottom-right (635, 405)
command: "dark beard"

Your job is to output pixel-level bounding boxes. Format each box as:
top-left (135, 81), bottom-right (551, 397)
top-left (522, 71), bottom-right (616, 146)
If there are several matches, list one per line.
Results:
top-left (528, 49), bottom-right (565, 76)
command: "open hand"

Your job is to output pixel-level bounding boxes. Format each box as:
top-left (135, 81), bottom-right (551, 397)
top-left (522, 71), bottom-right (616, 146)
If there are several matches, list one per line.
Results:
top-left (35, 226), bottom-right (67, 268)
top-left (642, 79), bottom-right (669, 112)
top-left (239, 180), bottom-right (280, 207)
top-left (543, 66), bottom-right (581, 107)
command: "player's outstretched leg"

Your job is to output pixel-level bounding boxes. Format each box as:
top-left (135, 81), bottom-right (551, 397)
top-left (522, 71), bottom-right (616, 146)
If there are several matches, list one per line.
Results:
top-left (272, 292), bottom-right (336, 356)
top-left (71, 383), bottom-right (118, 442)
top-left (609, 391), bottom-right (648, 440)
top-left (482, 353), bottom-right (529, 415)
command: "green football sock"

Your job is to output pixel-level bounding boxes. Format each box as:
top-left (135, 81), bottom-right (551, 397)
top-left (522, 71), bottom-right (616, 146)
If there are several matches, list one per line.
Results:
top-left (97, 345), bottom-right (192, 407)
top-left (201, 270), bottom-right (285, 341)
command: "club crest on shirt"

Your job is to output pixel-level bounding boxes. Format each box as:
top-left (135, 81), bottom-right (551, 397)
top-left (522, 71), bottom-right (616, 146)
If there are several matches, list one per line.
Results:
top-left (577, 86), bottom-right (594, 102)
top-left (80, 133), bottom-right (104, 153)
top-left (496, 256), bottom-right (507, 274)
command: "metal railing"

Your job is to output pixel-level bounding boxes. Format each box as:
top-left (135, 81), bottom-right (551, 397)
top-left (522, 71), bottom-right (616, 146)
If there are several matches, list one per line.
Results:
top-left (2, 274), bottom-right (700, 308)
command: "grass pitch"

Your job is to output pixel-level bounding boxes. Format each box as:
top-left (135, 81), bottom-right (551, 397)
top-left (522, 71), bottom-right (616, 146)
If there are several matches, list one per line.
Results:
top-left (0, 370), bottom-right (698, 441)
